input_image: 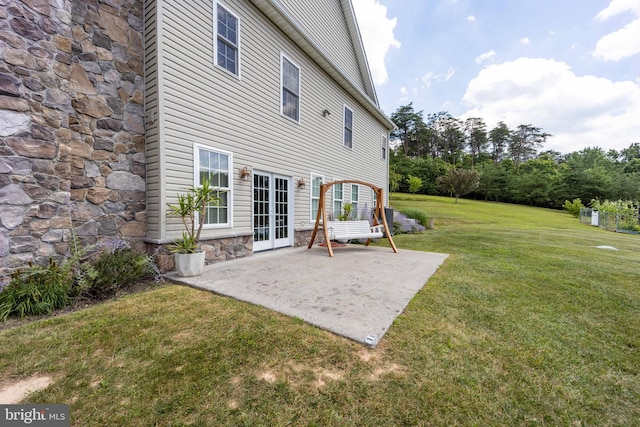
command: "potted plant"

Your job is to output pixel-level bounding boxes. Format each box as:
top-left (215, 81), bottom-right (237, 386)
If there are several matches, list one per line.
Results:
top-left (167, 178), bottom-right (221, 277)
top-left (337, 203), bottom-right (353, 221)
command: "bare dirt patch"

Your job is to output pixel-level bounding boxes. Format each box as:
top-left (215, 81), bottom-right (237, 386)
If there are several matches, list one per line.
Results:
top-left (369, 363), bottom-right (404, 381)
top-left (0, 375), bottom-right (53, 404)
top-left (357, 348), bottom-right (379, 363)
top-left (258, 371), bottom-right (277, 383)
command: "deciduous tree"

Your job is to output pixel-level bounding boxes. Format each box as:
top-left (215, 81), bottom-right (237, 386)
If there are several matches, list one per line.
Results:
top-left (438, 168), bottom-right (480, 203)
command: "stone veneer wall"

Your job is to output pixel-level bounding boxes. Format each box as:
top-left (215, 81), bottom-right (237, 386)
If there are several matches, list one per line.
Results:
top-left (0, 0), bottom-right (145, 275)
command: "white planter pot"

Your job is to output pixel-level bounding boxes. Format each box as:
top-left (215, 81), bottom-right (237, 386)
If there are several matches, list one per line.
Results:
top-left (174, 251), bottom-right (206, 277)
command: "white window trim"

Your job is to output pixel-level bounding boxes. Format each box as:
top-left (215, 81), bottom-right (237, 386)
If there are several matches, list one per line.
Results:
top-left (343, 104), bottom-right (354, 149)
top-left (280, 53), bottom-right (302, 124)
top-left (381, 133), bottom-right (388, 160)
top-left (193, 143), bottom-right (234, 229)
top-left (310, 173), bottom-right (324, 221)
top-left (213, 1), bottom-right (241, 78)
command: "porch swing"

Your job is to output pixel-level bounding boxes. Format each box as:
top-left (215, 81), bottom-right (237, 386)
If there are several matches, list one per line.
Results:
top-left (307, 179), bottom-right (398, 257)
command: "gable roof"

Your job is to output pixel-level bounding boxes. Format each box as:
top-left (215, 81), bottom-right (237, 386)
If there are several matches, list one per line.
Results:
top-left (250, 0), bottom-right (395, 131)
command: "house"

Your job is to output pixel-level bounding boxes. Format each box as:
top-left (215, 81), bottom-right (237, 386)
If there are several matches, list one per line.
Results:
top-left (0, 0), bottom-right (394, 274)
top-left (144, 0), bottom-right (395, 269)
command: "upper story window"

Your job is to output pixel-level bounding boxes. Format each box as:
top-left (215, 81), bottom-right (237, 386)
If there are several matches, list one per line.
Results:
top-left (195, 144), bottom-right (232, 227)
top-left (343, 106), bottom-right (353, 149)
top-left (216, 3), bottom-right (239, 76)
top-left (281, 55), bottom-right (300, 122)
top-left (381, 134), bottom-right (388, 159)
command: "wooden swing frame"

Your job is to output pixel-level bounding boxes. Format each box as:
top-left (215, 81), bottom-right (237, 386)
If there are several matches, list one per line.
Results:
top-left (307, 179), bottom-right (398, 257)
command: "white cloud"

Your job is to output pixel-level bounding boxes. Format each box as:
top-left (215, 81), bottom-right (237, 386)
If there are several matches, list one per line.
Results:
top-left (400, 86), bottom-right (407, 95)
top-left (475, 50), bottom-right (497, 64)
top-left (593, 0), bottom-right (640, 61)
top-left (593, 18), bottom-right (640, 61)
top-left (461, 57), bottom-right (640, 153)
top-left (467, 15), bottom-right (476, 22)
top-left (352, 0), bottom-right (401, 85)
top-left (520, 37), bottom-right (531, 45)
top-left (422, 68), bottom-right (455, 88)
top-left (595, 0), bottom-right (640, 20)
top-left (548, 30), bottom-right (556, 36)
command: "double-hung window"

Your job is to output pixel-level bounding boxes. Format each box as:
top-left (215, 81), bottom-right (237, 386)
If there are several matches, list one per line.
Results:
top-left (333, 183), bottom-right (343, 220)
top-left (350, 184), bottom-right (359, 220)
top-left (310, 174), bottom-right (323, 220)
top-left (216, 3), bottom-right (239, 76)
top-left (343, 106), bottom-right (353, 148)
top-left (195, 145), bottom-right (232, 227)
top-left (281, 55), bottom-right (300, 122)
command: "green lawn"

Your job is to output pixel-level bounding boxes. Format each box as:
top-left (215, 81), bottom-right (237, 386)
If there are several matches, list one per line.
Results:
top-left (1, 195), bottom-right (639, 426)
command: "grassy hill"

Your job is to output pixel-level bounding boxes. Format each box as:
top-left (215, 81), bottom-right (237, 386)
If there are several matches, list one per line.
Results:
top-left (1, 195), bottom-right (638, 426)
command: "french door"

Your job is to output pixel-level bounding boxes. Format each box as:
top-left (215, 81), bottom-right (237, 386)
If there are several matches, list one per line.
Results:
top-left (253, 172), bottom-right (293, 251)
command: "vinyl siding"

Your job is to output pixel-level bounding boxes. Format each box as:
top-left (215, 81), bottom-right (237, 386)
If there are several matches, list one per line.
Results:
top-left (151, 0), bottom-right (388, 241)
top-left (275, 0), bottom-right (366, 93)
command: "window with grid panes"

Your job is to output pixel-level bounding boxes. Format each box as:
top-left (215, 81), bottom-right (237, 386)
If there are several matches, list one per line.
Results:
top-left (196, 146), bottom-right (231, 226)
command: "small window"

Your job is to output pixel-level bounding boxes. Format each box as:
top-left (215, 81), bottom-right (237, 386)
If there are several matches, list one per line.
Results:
top-left (381, 134), bottom-right (388, 159)
top-left (350, 184), bottom-right (359, 219)
top-left (310, 174), bottom-right (323, 220)
top-left (333, 183), bottom-right (343, 219)
top-left (281, 55), bottom-right (300, 122)
top-left (195, 145), bottom-right (232, 227)
top-left (343, 106), bottom-right (353, 148)
top-left (216, 3), bottom-right (239, 76)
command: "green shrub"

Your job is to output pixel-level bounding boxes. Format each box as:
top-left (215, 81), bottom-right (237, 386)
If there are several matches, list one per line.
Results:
top-left (0, 259), bottom-right (72, 321)
top-left (399, 207), bottom-right (430, 227)
top-left (562, 198), bottom-right (582, 217)
top-left (407, 175), bottom-right (423, 193)
top-left (73, 245), bottom-right (156, 300)
top-left (590, 199), bottom-right (638, 215)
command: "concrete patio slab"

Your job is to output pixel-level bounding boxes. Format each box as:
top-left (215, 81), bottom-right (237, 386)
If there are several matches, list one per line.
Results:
top-left (167, 245), bottom-right (448, 346)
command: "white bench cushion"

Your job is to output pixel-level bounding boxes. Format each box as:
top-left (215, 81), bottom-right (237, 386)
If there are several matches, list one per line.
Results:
top-left (325, 220), bottom-right (383, 240)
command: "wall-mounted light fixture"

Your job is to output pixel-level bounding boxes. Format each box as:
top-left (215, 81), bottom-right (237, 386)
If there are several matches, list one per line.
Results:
top-left (296, 178), bottom-right (306, 189)
top-left (240, 166), bottom-right (251, 181)
top-left (322, 109), bottom-right (331, 117)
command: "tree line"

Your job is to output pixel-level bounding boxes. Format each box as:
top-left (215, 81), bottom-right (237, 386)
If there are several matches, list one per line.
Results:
top-left (389, 103), bottom-right (640, 208)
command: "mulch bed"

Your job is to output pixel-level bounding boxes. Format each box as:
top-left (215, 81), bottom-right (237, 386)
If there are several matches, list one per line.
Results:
top-left (318, 242), bottom-right (347, 247)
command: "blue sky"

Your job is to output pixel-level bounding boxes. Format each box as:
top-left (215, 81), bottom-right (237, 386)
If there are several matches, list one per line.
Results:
top-left (352, 0), bottom-right (640, 154)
